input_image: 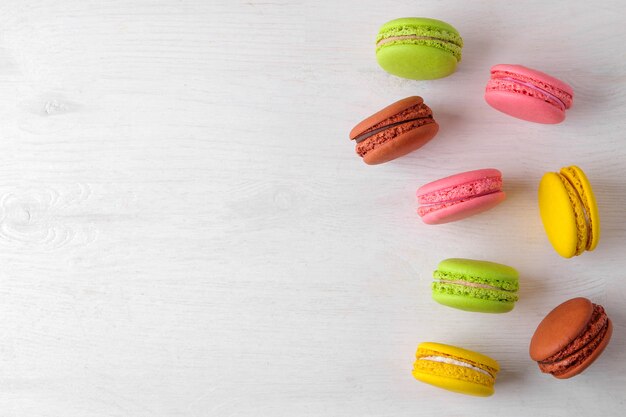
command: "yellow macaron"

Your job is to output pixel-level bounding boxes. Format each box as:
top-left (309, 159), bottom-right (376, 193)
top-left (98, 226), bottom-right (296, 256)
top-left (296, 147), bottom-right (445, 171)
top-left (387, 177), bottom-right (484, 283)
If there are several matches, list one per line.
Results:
top-left (538, 166), bottom-right (600, 258)
top-left (412, 342), bottom-right (500, 396)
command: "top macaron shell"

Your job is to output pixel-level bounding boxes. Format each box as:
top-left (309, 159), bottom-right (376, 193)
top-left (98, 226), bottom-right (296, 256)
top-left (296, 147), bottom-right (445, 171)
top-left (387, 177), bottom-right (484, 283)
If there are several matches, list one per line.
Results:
top-left (530, 298), bottom-right (595, 362)
top-left (485, 64), bottom-right (574, 124)
top-left (376, 18), bottom-right (463, 80)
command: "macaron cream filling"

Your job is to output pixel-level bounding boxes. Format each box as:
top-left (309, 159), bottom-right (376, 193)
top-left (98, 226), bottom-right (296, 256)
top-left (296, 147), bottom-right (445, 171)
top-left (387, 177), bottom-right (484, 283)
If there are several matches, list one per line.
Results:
top-left (418, 356), bottom-right (494, 378)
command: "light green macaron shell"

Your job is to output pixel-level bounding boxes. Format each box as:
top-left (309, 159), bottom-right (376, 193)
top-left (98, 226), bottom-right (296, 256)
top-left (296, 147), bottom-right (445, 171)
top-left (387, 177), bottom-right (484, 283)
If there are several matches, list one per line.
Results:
top-left (376, 17), bottom-right (463, 80)
top-left (432, 258), bottom-right (519, 313)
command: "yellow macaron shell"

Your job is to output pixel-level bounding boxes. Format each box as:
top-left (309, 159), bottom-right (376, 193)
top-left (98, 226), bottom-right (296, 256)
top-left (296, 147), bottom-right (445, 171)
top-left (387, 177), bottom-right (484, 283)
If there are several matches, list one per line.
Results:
top-left (560, 166), bottom-right (600, 251)
top-left (412, 342), bottom-right (499, 397)
top-left (538, 172), bottom-right (582, 258)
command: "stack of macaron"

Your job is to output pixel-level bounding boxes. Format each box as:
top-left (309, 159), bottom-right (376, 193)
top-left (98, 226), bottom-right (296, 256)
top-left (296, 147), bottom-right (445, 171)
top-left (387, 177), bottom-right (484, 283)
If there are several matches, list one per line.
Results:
top-left (348, 17), bottom-right (613, 397)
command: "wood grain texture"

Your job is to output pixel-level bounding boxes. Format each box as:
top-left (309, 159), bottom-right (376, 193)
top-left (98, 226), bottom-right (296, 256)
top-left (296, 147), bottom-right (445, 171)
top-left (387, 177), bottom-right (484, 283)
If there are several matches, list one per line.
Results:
top-left (0, 0), bottom-right (625, 415)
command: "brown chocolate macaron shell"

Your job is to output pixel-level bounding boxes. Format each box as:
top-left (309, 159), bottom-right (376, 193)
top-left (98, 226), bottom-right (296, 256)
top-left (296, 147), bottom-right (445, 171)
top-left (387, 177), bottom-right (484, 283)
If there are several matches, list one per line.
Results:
top-left (350, 96), bottom-right (439, 165)
top-left (530, 297), bottom-right (613, 379)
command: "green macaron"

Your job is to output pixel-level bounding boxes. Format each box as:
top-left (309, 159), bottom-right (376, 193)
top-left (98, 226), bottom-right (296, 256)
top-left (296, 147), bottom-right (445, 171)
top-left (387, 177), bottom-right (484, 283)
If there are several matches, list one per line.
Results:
top-left (432, 258), bottom-right (519, 313)
top-left (376, 17), bottom-right (463, 80)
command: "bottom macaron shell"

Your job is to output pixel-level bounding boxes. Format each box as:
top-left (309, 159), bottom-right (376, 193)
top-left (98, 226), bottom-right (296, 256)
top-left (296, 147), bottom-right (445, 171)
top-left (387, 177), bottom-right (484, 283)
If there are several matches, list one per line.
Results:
top-left (485, 90), bottom-right (565, 124)
top-left (432, 292), bottom-right (515, 313)
top-left (412, 371), bottom-right (494, 397)
top-left (363, 122), bottom-right (439, 165)
top-left (555, 319), bottom-right (613, 379)
top-left (377, 44), bottom-right (458, 80)
top-left (421, 191), bottom-right (506, 225)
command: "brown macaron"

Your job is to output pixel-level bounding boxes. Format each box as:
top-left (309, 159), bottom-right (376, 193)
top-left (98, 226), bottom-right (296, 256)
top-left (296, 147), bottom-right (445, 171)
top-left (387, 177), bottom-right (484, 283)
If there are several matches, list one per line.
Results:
top-left (349, 96), bottom-right (439, 165)
top-left (529, 297), bottom-right (613, 379)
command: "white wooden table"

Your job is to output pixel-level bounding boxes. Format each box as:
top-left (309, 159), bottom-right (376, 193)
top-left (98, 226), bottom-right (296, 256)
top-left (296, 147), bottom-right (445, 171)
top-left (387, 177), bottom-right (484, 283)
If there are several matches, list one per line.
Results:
top-left (1, 1), bottom-right (625, 415)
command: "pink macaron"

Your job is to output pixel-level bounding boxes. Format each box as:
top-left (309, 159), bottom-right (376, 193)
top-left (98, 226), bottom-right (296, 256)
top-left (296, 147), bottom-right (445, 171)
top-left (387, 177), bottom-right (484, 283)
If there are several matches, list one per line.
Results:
top-left (417, 169), bottom-right (506, 225)
top-left (485, 64), bottom-right (573, 124)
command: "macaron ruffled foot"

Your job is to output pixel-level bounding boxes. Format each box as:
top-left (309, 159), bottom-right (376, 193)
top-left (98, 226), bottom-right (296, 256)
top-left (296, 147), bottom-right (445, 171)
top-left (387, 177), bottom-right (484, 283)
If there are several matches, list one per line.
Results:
top-left (416, 169), bottom-right (506, 224)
